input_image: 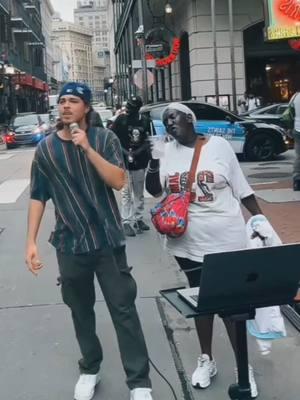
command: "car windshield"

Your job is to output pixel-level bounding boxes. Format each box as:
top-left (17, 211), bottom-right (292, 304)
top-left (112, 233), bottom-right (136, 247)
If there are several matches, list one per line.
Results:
top-left (97, 109), bottom-right (113, 122)
top-left (145, 103), bottom-right (244, 122)
top-left (38, 114), bottom-right (50, 123)
top-left (13, 114), bottom-right (39, 127)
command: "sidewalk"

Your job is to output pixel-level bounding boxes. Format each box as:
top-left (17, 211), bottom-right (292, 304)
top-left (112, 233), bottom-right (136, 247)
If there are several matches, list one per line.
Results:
top-left (0, 173), bottom-right (299, 400)
top-left (141, 178), bottom-right (300, 400)
top-left (250, 179), bottom-right (300, 242)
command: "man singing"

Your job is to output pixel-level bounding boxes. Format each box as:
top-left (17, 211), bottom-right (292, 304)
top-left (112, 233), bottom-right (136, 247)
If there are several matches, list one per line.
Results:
top-left (25, 82), bottom-right (153, 400)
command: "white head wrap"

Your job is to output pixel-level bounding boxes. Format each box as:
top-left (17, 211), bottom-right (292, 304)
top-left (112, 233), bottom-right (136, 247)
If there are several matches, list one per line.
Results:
top-left (162, 102), bottom-right (196, 122)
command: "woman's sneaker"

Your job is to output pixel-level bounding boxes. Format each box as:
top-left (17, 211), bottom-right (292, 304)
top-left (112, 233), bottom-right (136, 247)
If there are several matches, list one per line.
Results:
top-left (191, 354), bottom-right (217, 388)
top-left (74, 373), bottom-right (100, 400)
top-left (234, 365), bottom-right (258, 398)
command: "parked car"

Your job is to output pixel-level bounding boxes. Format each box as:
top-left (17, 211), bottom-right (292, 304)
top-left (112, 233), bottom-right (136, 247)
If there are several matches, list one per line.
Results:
top-left (93, 107), bottom-right (114, 127)
top-left (240, 103), bottom-right (294, 149)
top-left (241, 103), bottom-right (288, 127)
top-left (4, 113), bottom-right (56, 149)
top-left (140, 101), bottom-right (289, 161)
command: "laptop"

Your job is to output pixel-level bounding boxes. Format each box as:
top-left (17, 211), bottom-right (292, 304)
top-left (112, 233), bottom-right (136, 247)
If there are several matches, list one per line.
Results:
top-left (177, 243), bottom-right (300, 314)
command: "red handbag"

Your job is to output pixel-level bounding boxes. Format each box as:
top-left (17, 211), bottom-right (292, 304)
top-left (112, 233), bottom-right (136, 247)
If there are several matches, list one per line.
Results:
top-left (150, 138), bottom-right (204, 238)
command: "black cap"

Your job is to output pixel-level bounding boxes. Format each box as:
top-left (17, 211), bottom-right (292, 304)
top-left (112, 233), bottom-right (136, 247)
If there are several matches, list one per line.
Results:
top-left (126, 96), bottom-right (143, 109)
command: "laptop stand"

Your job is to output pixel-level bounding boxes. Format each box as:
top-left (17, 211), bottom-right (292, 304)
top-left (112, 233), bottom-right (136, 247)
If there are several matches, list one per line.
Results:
top-left (160, 288), bottom-right (300, 400)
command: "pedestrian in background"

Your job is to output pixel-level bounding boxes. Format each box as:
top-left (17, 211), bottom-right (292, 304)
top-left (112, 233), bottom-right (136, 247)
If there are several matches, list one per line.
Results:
top-left (146, 102), bottom-right (264, 398)
top-left (247, 93), bottom-right (260, 112)
top-left (112, 96), bottom-right (151, 237)
top-left (286, 92), bottom-right (300, 191)
top-left (237, 92), bottom-right (248, 114)
top-left (26, 82), bottom-right (154, 400)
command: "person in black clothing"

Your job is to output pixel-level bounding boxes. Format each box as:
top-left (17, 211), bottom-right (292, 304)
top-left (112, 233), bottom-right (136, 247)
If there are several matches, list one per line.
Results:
top-left (112, 96), bottom-right (151, 237)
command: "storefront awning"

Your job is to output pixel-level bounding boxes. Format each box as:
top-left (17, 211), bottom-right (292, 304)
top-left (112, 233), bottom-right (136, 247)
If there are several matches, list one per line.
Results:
top-left (33, 78), bottom-right (45, 91)
top-left (18, 74), bottom-right (34, 87)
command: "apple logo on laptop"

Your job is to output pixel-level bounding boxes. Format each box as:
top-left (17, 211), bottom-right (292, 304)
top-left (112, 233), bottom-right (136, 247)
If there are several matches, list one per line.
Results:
top-left (246, 272), bottom-right (259, 283)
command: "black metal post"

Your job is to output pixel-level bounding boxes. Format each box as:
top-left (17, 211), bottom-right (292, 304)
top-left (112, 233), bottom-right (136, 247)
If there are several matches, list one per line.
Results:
top-left (137, 0), bottom-right (148, 104)
top-left (211, 0), bottom-right (219, 106)
top-left (228, 319), bottom-right (252, 400)
top-left (228, 0), bottom-right (237, 113)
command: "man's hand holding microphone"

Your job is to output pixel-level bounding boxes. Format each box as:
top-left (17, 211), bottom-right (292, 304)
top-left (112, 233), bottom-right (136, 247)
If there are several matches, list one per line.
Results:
top-left (69, 122), bottom-right (91, 153)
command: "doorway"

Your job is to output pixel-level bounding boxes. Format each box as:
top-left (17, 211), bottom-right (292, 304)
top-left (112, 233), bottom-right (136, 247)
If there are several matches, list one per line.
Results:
top-left (244, 21), bottom-right (300, 104)
top-left (180, 32), bottom-right (191, 100)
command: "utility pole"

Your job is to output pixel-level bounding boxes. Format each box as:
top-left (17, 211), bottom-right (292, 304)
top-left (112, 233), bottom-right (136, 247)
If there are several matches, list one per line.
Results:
top-left (136, 0), bottom-right (148, 104)
top-left (228, 0), bottom-right (237, 113)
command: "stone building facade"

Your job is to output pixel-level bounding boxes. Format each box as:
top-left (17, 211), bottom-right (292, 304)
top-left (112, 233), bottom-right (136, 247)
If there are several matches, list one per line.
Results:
top-left (112, 0), bottom-right (300, 109)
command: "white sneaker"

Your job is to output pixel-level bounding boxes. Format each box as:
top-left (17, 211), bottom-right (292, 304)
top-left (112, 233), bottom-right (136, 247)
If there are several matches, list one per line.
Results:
top-left (234, 365), bottom-right (258, 398)
top-left (130, 388), bottom-right (153, 400)
top-left (74, 374), bottom-right (100, 400)
top-left (191, 354), bottom-right (217, 389)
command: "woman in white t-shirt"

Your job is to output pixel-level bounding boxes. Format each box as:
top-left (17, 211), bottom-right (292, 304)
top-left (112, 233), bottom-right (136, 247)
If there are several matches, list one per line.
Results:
top-left (146, 103), bottom-right (263, 398)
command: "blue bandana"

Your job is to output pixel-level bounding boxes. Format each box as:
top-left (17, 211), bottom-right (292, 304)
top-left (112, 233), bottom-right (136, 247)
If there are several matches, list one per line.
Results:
top-left (58, 82), bottom-right (92, 104)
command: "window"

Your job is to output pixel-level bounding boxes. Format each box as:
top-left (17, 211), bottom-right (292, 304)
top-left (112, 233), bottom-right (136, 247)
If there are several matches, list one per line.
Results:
top-left (277, 105), bottom-right (288, 115)
top-left (150, 106), bottom-right (166, 120)
top-left (186, 103), bottom-right (229, 121)
top-left (258, 105), bottom-right (278, 115)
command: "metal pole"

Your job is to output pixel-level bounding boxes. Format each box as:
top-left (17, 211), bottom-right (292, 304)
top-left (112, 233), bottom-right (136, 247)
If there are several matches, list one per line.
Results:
top-left (137, 0), bottom-right (148, 104)
top-left (228, 0), bottom-right (237, 113)
top-left (211, 0), bottom-right (219, 106)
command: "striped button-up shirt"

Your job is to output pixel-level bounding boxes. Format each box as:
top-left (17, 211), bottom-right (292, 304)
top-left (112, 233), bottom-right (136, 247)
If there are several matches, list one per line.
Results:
top-left (30, 127), bottom-right (126, 254)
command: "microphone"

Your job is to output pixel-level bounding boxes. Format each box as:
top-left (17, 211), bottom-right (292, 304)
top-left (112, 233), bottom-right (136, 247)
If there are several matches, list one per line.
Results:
top-left (69, 122), bottom-right (84, 153)
top-left (69, 122), bottom-right (79, 134)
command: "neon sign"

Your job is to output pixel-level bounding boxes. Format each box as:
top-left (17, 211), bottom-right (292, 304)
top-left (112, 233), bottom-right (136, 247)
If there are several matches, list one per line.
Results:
top-left (266, 0), bottom-right (300, 40)
top-left (278, 0), bottom-right (300, 21)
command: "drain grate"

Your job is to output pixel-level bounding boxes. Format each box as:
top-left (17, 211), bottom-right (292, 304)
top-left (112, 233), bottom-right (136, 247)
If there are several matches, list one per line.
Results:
top-left (250, 167), bottom-right (280, 170)
top-left (259, 161), bottom-right (293, 166)
top-left (248, 172), bottom-right (291, 179)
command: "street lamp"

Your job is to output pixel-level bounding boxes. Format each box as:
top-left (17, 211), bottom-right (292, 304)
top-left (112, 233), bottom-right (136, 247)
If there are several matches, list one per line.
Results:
top-left (4, 65), bottom-right (16, 75)
top-left (2, 65), bottom-right (17, 117)
top-left (165, 2), bottom-right (173, 14)
top-left (134, 20), bottom-right (148, 104)
top-left (104, 88), bottom-right (108, 105)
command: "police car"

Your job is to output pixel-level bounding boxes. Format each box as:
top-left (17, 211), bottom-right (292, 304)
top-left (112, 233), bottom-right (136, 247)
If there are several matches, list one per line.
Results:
top-left (140, 101), bottom-right (289, 161)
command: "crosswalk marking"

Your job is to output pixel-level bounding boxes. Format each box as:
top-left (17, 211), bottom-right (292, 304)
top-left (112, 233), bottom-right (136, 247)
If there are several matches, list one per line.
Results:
top-left (0, 179), bottom-right (30, 204)
top-left (0, 154), bottom-right (14, 161)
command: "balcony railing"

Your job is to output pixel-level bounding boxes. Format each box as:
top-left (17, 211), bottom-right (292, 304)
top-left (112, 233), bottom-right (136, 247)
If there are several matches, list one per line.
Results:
top-left (0, 0), bottom-right (10, 14)
top-left (10, 0), bottom-right (43, 43)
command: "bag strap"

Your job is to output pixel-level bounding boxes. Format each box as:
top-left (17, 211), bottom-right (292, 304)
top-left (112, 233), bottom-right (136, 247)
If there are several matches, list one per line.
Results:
top-left (186, 137), bottom-right (205, 192)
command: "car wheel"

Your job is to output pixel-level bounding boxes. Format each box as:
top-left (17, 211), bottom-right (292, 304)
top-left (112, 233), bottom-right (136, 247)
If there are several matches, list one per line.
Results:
top-left (244, 133), bottom-right (276, 161)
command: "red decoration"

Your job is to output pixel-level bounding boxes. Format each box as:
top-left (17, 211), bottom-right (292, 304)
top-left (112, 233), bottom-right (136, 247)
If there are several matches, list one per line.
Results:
top-left (289, 38), bottom-right (300, 51)
top-left (276, 0), bottom-right (300, 24)
top-left (146, 37), bottom-right (181, 68)
top-left (33, 78), bottom-right (45, 91)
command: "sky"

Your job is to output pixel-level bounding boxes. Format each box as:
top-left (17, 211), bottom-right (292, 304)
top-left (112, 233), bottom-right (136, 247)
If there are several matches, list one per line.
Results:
top-left (50, 0), bottom-right (76, 22)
